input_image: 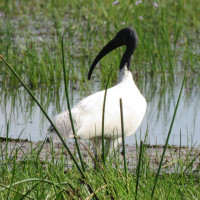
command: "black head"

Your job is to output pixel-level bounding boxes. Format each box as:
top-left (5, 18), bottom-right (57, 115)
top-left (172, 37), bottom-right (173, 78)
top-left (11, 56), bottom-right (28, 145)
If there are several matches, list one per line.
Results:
top-left (88, 27), bottom-right (138, 80)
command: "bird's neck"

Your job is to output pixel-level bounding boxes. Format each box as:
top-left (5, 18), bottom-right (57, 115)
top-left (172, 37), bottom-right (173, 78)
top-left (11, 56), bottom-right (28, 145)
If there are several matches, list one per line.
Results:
top-left (118, 66), bottom-right (133, 83)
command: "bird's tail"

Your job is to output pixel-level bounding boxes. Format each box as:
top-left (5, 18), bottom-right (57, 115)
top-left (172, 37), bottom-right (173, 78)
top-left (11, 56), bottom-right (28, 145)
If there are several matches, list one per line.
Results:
top-left (46, 110), bottom-right (74, 143)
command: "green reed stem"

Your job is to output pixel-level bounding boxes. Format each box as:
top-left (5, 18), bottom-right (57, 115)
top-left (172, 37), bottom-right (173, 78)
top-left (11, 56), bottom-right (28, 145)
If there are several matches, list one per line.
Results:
top-left (7, 150), bottom-right (17, 199)
top-left (5, 121), bottom-right (9, 161)
top-left (0, 183), bottom-right (33, 199)
top-left (19, 176), bottom-right (48, 200)
top-left (61, 36), bottom-right (85, 172)
top-left (119, 98), bottom-right (128, 190)
top-left (179, 130), bottom-right (182, 159)
top-left (101, 67), bottom-right (114, 164)
top-left (183, 153), bottom-right (200, 174)
top-left (0, 55), bottom-right (98, 200)
top-left (0, 178), bottom-right (67, 192)
top-left (135, 140), bottom-right (143, 200)
top-left (151, 74), bottom-right (186, 199)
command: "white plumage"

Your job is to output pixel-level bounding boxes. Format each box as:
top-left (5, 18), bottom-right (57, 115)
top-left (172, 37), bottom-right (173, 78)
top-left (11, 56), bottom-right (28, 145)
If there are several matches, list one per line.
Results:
top-left (49, 27), bottom-right (147, 156)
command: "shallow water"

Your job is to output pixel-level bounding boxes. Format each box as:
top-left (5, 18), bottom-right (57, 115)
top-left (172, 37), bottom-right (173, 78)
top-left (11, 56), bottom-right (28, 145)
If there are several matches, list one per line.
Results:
top-left (1, 74), bottom-right (200, 147)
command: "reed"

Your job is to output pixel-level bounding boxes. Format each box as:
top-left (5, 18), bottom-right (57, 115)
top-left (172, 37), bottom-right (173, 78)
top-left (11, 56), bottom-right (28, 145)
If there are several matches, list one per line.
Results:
top-left (135, 140), bottom-right (143, 199)
top-left (101, 67), bottom-right (114, 164)
top-left (151, 74), bottom-right (186, 199)
top-left (61, 36), bottom-right (86, 172)
top-left (119, 98), bottom-right (128, 189)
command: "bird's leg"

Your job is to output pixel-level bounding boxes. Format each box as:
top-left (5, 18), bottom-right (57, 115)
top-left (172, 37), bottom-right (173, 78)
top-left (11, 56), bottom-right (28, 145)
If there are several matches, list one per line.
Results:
top-left (106, 137), bottom-right (122, 156)
top-left (92, 137), bottom-right (103, 161)
top-left (92, 137), bottom-right (123, 167)
top-left (92, 137), bottom-right (107, 170)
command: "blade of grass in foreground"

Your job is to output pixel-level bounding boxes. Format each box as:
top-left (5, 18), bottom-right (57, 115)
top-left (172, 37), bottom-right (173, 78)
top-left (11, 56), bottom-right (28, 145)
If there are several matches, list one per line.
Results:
top-left (61, 36), bottom-right (85, 172)
top-left (0, 183), bottom-right (33, 200)
top-left (7, 149), bottom-right (17, 199)
top-left (101, 67), bottom-right (114, 164)
top-left (5, 121), bottom-right (9, 161)
top-left (151, 74), bottom-right (186, 199)
top-left (119, 98), bottom-right (128, 192)
top-left (0, 178), bottom-right (68, 193)
top-left (0, 55), bottom-right (99, 200)
top-left (135, 140), bottom-right (143, 200)
top-left (18, 176), bottom-right (48, 200)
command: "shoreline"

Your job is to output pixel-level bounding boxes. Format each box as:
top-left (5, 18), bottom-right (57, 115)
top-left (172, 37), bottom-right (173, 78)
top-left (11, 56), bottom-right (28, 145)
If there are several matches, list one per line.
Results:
top-left (1, 139), bottom-right (200, 172)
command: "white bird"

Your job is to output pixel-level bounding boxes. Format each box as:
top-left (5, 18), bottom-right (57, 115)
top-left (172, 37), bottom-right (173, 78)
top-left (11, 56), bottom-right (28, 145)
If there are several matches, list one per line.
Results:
top-left (48, 27), bottom-right (147, 157)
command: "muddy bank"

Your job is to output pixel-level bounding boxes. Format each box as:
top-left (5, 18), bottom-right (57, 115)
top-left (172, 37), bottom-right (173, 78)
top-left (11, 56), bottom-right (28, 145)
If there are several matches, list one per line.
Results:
top-left (1, 139), bottom-right (200, 172)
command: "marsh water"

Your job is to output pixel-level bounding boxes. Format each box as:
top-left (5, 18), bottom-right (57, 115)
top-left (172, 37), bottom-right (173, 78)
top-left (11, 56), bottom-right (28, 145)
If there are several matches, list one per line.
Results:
top-left (1, 74), bottom-right (200, 147)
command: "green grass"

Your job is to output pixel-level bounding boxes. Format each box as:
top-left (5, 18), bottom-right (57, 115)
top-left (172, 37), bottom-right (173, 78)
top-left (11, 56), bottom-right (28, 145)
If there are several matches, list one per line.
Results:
top-left (0, 0), bottom-right (200, 199)
top-left (0, 139), bottom-right (200, 199)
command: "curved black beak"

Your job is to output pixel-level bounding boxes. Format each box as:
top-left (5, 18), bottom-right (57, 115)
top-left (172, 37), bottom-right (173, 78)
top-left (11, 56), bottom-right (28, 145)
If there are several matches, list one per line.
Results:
top-left (88, 27), bottom-right (138, 80)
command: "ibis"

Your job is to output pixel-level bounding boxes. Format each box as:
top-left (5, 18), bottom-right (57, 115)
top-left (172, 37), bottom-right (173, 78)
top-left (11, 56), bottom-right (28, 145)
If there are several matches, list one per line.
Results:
top-left (48, 27), bottom-right (147, 157)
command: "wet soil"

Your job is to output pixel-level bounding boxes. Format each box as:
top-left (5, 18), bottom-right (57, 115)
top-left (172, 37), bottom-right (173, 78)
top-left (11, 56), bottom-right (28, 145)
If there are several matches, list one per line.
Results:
top-left (1, 138), bottom-right (200, 173)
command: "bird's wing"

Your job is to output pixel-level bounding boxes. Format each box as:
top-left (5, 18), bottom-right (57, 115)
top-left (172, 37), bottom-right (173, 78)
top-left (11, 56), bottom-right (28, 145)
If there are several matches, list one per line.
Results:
top-left (52, 82), bottom-right (146, 140)
top-left (74, 85), bottom-right (145, 139)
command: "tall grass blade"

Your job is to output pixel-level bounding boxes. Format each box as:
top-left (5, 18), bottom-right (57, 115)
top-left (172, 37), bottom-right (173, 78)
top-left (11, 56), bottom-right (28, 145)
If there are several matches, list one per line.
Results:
top-left (61, 36), bottom-right (85, 172)
top-left (0, 55), bottom-right (98, 200)
top-left (5, 121), bottom-right (9, 161)
top-left (101, 67), bottom-right (113, 164)
top-left (151, 74), bottom-right (186, 199)
top-left (119, 98), bottom-right (128, 190)
top-left (0, 183), bottom-right (33, 199)
top-left (0, 178), bottom-right (67, 192)
top-left (18, 176), bottom-right (48, 200)
top-left (179, 130), bottom-right (182, 159)
top-left (7, 150), bottom-right (17, 199)
top-left (183, 142), bottom-right (199, 174)
top-left (184, 153), bottom-right (200, 174)
top-left (135, 140), bottom-right (143, 200)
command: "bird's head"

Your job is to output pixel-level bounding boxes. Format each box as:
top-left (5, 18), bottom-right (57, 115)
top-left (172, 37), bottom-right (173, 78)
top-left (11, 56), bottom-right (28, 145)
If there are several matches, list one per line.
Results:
top-left (88, 27), bottom-right (138, 80)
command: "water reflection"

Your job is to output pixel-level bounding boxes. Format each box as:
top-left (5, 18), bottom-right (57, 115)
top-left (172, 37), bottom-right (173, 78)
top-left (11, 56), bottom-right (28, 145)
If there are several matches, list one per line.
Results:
top-left (0, 75), bottom-right (199, 146)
